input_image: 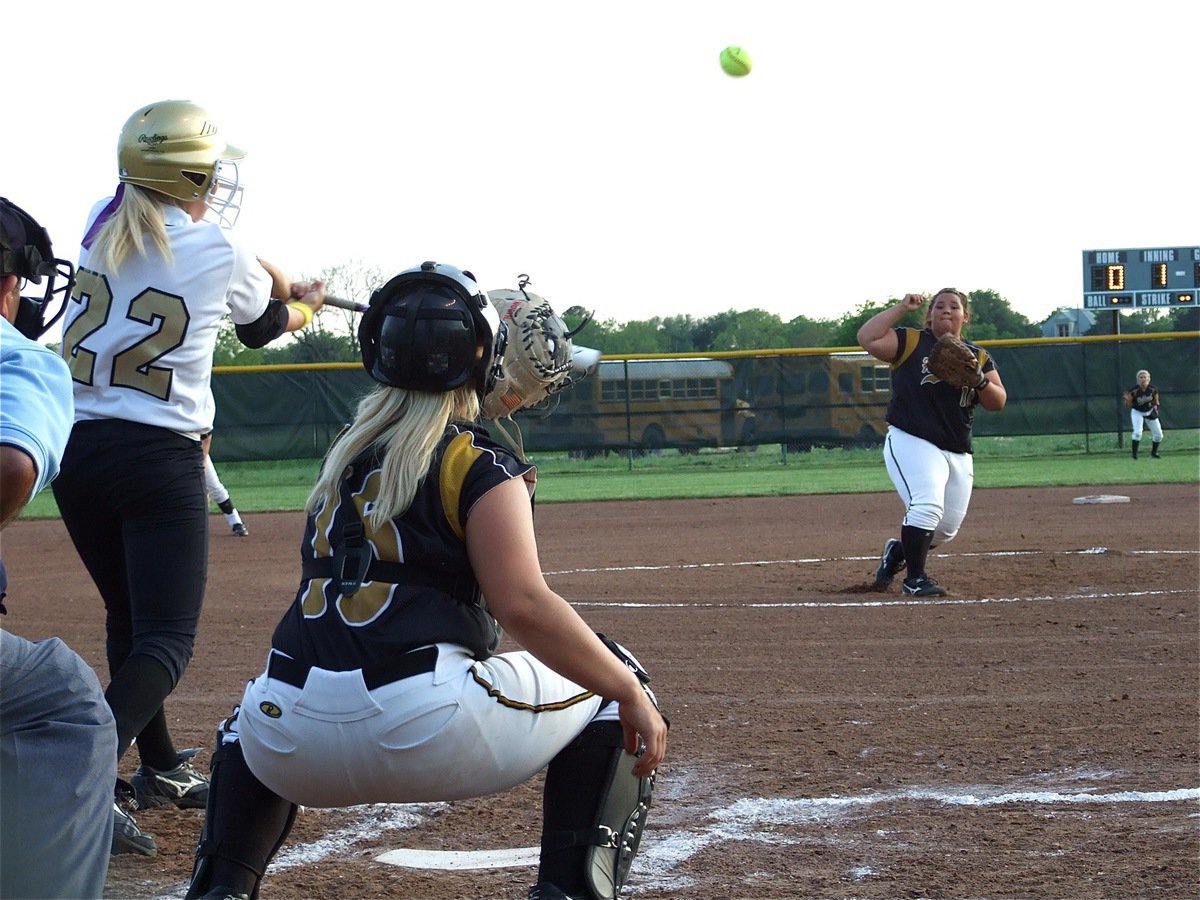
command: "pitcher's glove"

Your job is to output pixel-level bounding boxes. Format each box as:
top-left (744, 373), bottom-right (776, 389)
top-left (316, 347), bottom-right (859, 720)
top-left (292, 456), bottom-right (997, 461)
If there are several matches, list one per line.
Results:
top-left (927, 333), bottom-right (987, 390)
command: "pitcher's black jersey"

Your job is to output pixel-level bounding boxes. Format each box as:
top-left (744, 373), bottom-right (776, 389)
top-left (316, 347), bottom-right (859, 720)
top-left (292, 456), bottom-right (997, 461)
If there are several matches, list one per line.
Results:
top-left (271, 422), bottom-right (534, 668)
top-left (885, 328), bottom-right (997, 454)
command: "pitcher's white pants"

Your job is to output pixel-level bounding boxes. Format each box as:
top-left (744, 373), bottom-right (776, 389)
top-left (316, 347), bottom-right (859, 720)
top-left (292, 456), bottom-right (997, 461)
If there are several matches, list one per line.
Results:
top-left (883, 425), bottom-right (974, 545)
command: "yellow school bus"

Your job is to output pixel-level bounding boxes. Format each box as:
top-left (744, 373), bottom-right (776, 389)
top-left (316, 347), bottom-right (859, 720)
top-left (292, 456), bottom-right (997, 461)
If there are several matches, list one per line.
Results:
top-left (506, 351), bottom-right (889, 454)
top-left (732, 352), bottom-right (891, 449)
top-left (511, 358), bottom-right (749, 454)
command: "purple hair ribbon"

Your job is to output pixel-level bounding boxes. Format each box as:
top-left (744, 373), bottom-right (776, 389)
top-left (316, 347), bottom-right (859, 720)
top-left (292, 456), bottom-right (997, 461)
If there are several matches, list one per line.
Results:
top-left (81, 183), bottom-right (126, 250)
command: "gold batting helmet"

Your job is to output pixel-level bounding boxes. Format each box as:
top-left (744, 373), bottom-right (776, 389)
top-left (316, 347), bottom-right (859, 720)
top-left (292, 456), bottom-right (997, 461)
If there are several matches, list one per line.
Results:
top-left (117, 100), bottom-right (245, 206)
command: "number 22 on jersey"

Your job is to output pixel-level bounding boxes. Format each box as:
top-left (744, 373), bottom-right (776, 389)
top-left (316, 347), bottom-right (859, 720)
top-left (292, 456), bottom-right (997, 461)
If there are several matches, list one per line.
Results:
top-left (62, 268), bottom-right (190, 401)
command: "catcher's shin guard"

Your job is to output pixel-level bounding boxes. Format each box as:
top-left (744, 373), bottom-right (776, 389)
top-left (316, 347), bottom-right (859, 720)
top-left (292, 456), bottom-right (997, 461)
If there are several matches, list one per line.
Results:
top-left (185, 716), bottom-right (297, 900)
top-left (540, 721), bottom-right (657, 900)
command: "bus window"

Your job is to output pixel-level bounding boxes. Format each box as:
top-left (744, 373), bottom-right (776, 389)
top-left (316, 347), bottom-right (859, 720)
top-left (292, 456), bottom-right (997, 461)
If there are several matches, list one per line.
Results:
top-left (861, 365), bottom-right (890, 392)
top-left (601, 380), bottom-right (626, 402)
top-left (838, 372), bottom-right (853, 394)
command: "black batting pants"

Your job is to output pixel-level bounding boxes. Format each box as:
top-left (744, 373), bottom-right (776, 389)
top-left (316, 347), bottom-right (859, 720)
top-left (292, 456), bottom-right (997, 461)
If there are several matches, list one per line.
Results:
top-left (53, 419), bottom-right (209, 768)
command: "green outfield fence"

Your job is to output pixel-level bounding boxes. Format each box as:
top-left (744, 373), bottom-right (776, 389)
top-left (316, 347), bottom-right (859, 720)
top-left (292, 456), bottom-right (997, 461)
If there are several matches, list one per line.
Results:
top-left (210, 333), bottom-right (1200, 463)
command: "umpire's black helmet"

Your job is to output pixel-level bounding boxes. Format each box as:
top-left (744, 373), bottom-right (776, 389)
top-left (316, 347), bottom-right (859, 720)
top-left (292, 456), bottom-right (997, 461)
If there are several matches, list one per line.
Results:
top-left (359, 261), bottom-right (504, 399)
top-left (0, 197), bottom-right (75, 339)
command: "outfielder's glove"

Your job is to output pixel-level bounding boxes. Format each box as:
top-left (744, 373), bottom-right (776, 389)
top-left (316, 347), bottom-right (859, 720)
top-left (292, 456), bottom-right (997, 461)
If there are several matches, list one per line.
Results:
top-left (927, 333), bottom-right (987, 390)
top-left (483, 278), bottom-right (593, 421)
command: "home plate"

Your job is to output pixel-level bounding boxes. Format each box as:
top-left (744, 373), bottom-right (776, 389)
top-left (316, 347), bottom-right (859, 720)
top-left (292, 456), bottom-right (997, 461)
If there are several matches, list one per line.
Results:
top-left (1072, 494), bottom-right (1131, 505)
top-left (375, 846), bottom-right (540, 870)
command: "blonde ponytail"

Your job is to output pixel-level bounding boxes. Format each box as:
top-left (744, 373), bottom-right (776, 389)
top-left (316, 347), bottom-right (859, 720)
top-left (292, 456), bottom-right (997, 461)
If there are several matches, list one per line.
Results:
top-left (307, 384), bottom-right (480, 528)
top-left (88, 185), bottom-right (173, 273)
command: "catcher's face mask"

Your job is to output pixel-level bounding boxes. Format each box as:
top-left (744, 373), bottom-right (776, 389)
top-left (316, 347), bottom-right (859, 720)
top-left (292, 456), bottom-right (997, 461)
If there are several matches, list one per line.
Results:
top-left (0, 197), bottom-right (76, 339)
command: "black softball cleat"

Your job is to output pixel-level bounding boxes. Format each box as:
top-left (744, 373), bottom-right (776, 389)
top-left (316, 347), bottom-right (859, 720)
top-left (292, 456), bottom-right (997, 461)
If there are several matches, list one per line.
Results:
top-left (873, 538), bottom-right (905, 588)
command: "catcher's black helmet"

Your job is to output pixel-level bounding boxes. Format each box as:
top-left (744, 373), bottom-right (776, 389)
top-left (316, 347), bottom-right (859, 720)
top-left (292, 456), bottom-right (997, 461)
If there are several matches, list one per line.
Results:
top-left (359, 261), bottom-right (503, 398)
top-left (0, 197), bottom-right (75, 339)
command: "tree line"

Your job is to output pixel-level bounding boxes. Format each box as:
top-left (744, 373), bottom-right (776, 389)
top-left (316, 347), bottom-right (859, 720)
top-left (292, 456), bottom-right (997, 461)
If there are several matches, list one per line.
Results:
top-left (213, 266), bottom-right (1200, 366)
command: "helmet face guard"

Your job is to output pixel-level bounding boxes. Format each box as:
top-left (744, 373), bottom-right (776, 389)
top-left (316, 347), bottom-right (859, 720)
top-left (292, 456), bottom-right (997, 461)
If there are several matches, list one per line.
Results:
top-left (0, 197), bottom-right (76, 339)
top-left (202, 158), bottom-right (244, 229)
top-left (359, 261), bottom-right (503, 399)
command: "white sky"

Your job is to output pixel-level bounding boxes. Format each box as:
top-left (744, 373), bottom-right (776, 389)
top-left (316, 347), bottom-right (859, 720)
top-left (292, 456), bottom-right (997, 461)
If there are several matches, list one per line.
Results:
top-left (7, 0), bottom-right (1197, 329)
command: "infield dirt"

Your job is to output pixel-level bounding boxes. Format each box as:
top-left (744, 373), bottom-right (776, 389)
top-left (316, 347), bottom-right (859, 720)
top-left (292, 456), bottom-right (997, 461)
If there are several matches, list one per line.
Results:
top-left (3, 484), bottom-right (1196, 899)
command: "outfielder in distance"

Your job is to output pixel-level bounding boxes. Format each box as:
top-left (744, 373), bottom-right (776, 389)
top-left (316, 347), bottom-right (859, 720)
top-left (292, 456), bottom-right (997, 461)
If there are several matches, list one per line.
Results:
top-left (51, 99), bottom-right (328, 856)
top-left (184, 262), bottom-right (666, 900)
top-left (858, 289), bottom-right (1008, 597)
top-left (1123, 369), bottom-right (1163, 459)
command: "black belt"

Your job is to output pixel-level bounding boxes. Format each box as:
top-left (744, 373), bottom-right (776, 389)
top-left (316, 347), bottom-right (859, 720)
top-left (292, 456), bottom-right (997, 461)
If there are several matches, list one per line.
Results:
top-left (266, 646), bottom-right (438, 691)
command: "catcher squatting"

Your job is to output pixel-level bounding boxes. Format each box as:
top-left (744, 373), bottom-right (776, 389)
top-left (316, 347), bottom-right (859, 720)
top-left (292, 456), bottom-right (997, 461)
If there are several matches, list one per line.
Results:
top-left (857, 289), bottom-right (1008, 598)
top-left (184, 263), bottom-right (666, 900)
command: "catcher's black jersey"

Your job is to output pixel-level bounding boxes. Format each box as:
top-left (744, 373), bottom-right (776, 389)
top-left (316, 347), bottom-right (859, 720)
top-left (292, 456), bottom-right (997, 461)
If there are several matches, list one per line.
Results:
top-left (885, 328), bottom-right (997, 454)
top-left (271, 422), bottom-right (535, 669)
top-left (1127, 383), bottom-right (1159, 413)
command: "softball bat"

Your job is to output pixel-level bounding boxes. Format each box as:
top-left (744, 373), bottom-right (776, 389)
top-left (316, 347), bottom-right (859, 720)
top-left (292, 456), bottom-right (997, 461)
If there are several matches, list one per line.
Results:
top-left (322, 295), bottom-right (369, 313)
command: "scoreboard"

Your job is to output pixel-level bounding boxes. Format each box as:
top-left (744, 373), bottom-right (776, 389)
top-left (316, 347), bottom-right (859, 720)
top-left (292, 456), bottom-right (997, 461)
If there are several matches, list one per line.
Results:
top-left (1082, 246), bottom-right (1200, 309)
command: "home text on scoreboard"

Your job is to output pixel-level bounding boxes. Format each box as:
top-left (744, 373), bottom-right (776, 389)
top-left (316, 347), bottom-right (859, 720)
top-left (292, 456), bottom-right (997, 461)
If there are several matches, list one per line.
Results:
top-left (1082, 246), bottom-right (1200, 310)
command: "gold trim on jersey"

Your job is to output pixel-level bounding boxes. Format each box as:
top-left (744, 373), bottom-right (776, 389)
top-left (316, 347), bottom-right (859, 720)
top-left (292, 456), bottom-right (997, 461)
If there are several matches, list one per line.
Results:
top-left (469, 667), bottom-right (596, 712)
top-left (440, 431), bottom-right (483, 541)
top-left (894, 328), bottom-right (923, 369)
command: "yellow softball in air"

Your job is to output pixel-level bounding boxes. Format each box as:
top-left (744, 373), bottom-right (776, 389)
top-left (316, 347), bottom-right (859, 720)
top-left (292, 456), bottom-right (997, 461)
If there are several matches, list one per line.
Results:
top-left (719, 46), bottom-right (751, 78)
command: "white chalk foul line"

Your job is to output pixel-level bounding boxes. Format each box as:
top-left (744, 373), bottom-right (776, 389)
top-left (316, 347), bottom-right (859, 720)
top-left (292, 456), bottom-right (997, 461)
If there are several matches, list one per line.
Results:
top-left (571, 587), bottom-right (1195, 609)
top-left (544, 546), bottom-right (1197, 577)
top-left (631, 781), bottom-right (1200, 891)
top-left (366, 780), bottom-right (1198, 879)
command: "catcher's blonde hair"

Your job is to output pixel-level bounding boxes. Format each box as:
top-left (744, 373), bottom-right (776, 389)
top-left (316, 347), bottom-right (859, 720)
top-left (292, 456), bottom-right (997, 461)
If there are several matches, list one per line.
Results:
top-left (1136, 369), bottom-right (1151, 381)
top-left (307, 383), bottom-right (480, 529)
top-left (87, 185), bottom-right (174, 273)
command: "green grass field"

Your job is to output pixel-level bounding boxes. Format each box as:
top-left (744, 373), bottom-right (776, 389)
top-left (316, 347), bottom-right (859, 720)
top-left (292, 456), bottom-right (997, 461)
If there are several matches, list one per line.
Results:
top-left (20, 431), bottom-right (1199, 519)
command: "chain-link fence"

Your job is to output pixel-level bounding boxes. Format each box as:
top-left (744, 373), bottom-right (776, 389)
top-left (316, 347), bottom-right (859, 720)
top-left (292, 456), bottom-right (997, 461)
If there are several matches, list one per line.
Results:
top-left (210, 335), bottom-right (1199, 462)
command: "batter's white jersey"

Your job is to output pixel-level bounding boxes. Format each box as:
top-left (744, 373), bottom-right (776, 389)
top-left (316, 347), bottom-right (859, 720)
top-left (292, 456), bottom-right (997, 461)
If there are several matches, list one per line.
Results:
top-left (61, 200), bottom-right (272, 439)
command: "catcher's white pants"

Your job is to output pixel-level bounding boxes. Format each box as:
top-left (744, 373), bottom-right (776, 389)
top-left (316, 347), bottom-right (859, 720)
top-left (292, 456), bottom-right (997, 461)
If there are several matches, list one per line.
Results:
top-left (235, 642), bottom-right (612, 809)
top-left (883, 425), bottom-right (973, 545)
top-left (1130, 409), bottom-right (1163, 442)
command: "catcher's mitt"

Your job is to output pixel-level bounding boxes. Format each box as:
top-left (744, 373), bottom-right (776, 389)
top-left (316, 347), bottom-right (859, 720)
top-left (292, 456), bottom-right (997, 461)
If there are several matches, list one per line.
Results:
top-left (483, 277), bottom-right (593, 421)
top-left (927, 333), bottom-right (987, 390)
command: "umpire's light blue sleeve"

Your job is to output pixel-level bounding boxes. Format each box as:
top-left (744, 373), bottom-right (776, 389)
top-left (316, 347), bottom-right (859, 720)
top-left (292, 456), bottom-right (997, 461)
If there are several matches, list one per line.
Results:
top-left (0, 317), bottom-right (75, 495)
